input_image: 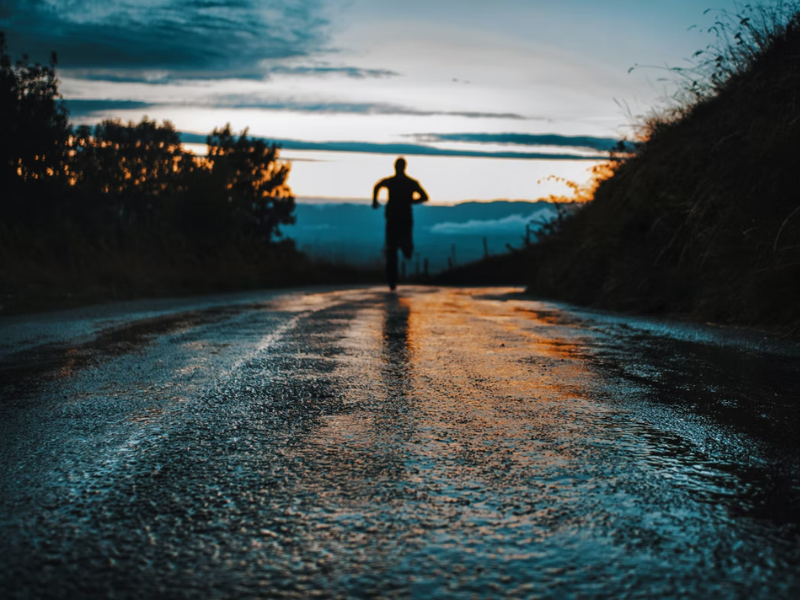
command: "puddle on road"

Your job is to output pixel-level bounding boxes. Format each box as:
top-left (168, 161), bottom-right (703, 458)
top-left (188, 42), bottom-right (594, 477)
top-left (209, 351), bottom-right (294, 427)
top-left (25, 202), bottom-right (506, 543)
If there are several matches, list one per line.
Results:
top-left (285, 288), bottom-right (800, 597)
top-left (2, 287), bottom-right (799, 598)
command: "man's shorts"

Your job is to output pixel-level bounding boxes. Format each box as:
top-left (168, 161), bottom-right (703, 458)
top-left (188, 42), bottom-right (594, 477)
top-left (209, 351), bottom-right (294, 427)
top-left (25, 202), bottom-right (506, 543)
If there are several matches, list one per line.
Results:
top-left (386, 220), bottom-right (414, 260)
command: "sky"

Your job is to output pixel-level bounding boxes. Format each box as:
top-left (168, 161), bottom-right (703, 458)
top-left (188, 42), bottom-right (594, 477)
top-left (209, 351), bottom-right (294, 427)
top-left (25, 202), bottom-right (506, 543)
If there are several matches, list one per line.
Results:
top-left (1, 0), bottom-right (742, 202)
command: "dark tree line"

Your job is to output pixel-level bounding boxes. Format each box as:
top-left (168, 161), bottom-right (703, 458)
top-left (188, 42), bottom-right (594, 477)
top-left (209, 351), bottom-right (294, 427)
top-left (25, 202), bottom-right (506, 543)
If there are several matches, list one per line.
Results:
top-left (0, 32), bottom-right (295, 247)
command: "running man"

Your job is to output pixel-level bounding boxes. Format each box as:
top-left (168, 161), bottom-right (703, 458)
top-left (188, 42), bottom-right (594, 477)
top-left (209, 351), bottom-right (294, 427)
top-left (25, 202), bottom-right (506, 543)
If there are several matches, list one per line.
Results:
top-left (372, 157), bottom-right (429, 290)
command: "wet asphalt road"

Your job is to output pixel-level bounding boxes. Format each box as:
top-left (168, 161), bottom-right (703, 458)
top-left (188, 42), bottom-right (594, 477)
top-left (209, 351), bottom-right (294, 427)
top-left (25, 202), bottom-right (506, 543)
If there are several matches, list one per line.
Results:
top-left (1, 286), bottom-right (799, 598)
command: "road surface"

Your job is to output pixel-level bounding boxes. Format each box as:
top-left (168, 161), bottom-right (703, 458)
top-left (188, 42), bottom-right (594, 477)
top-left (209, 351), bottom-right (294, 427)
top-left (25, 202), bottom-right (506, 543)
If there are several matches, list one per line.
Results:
top-left (1, 286), bottom-right (799, 598)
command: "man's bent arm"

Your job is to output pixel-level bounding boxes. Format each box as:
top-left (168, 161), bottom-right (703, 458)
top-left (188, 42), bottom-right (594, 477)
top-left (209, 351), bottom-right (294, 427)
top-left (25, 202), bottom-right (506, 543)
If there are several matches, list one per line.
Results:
top-left (412, 182), bottom-right (429, 204)
top-left (372, 180), bottom-right (386, 209)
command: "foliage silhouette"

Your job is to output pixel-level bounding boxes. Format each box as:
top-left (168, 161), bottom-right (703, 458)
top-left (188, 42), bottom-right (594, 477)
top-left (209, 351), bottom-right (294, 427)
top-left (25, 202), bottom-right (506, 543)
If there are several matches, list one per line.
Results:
top-left (0, 32), bottom-right (372, 311)
top-left (534, 3), bottom-right (800, 333)
top-left (0, 31), bottom-right (70, 220)
top-left (439, 2), bottom-right (800, 335)
top-left (206, 124), bottom-right (295, 242)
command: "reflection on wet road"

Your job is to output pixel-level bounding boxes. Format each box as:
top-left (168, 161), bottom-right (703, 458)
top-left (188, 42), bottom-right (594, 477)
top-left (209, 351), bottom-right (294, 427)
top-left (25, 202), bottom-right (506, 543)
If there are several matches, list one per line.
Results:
top-left (1, 287), bottom-right (799, 597)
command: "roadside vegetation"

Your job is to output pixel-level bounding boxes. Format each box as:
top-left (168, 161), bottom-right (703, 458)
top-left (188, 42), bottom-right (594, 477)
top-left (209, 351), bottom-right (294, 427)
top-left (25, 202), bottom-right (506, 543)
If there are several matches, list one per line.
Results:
top-left (441, 2), bottom-right (800, 335)
top-left (0, 32), bottom-right (375, 313)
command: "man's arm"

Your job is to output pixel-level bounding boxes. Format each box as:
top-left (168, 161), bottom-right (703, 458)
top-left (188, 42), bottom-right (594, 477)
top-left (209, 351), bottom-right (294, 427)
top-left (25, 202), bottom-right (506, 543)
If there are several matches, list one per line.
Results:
top-left (372, 179), bottom-right (387, 209)
top-left (412, 180), bottom-right (429, 204)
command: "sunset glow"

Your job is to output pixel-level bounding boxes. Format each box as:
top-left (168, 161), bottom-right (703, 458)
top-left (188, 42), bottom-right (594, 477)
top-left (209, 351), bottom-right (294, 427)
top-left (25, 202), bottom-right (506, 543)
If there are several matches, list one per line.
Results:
top-left (3, 0), bottom-right (743, 202)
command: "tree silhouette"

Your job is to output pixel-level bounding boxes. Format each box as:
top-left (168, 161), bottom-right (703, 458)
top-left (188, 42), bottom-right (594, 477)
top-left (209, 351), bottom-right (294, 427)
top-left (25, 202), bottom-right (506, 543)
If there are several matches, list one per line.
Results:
top-left (0, 32), bottom-right (70, 220)
top-left (0, 30), bottom-right (296, 247)
top-left (0, 31), bottom-right (323, 304)
top-left (68, 119), bottom-right (198, 227)
top-left (207, 124), bottom-right (296, 242)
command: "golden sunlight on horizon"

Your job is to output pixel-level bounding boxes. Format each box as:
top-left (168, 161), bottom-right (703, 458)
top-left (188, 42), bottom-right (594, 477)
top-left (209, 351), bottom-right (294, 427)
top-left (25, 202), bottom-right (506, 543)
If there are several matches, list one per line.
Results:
top-left (287, 151), bottom-right (603, 204)
top-left (182, 143), bottom-right (602, 203)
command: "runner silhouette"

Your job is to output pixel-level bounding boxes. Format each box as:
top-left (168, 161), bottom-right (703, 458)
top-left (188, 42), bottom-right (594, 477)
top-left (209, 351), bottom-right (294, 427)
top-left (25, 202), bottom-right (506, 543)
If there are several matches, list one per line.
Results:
top-left (373, 157), bottom-right (429, 291)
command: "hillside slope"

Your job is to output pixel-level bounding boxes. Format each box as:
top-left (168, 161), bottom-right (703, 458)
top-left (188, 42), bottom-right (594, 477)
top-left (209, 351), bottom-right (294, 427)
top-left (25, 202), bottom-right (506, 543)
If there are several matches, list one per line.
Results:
top-left (285, 201), bottom-right (557, 272)
top-left (524, 8), bottom-right (800, 333)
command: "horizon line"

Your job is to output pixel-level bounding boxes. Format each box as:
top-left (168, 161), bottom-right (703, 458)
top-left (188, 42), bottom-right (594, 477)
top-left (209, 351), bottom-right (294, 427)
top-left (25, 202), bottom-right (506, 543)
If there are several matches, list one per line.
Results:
top-left (294, 196), bottom-right (576, 206)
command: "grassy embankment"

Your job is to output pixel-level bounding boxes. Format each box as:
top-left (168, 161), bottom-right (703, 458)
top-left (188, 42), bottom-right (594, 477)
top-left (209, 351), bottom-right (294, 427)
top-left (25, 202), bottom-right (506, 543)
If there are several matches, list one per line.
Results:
top-left (0, 180), bottom-right (381, 316)
top-left (0, 231), bottom-right (380, 315)
top-left (440, 4), bottom-right (800, 335)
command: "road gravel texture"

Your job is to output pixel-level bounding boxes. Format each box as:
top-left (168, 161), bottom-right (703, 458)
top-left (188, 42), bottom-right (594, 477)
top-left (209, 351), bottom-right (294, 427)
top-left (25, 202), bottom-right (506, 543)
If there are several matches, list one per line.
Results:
top-left (1, 286), bottom-right (799, 598)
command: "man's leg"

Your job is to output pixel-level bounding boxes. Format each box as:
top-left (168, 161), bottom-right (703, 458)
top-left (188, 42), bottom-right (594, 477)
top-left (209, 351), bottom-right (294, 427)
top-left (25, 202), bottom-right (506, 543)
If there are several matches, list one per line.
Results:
top-left (399, 226), bottom-right (414, 270)
top-left (399, 237), bottom-right (414, 262)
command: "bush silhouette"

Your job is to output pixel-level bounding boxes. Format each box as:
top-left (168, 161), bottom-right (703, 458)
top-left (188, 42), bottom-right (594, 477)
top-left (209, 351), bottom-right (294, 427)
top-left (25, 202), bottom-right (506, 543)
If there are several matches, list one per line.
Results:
top-left (0, 28), bottom-right (296, 238)
top-left (0, 32), bottom-right (70, 221)
top-left (0, 32), bottom-right (371, 310)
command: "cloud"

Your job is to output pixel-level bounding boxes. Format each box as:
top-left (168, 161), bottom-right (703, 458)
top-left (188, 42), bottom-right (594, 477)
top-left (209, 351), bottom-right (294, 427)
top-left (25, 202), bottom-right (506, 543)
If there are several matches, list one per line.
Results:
top-left (56, 99), bottom-right (609, 160)
top-left (429, 208), bottom-right (558, 236)
top-left (207, 96), bottom-right (527, 119)
top-left (267, 65), bottom-right (400, 79)
top-left (70, 64), bottom-right (401, 84)
top-left (1, 0), bottom-right (329, 80)
top-left (64, 95), bottom-right (528, 120)
top-left (63, 99), bottom-right (156, 117)
top-left (413, 133), bottom-right (634, 152)
top-left (273, 140), bottom-right (604, 160)
top-left (67, 72), bottom-right (185, 85)
top-left (178, 133), bottom-right (608, 160)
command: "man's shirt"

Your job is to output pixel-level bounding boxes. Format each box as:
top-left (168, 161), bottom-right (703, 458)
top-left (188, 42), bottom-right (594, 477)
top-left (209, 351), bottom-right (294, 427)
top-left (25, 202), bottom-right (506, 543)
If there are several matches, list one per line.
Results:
top-left (374, 175), bottom-right (427, 223)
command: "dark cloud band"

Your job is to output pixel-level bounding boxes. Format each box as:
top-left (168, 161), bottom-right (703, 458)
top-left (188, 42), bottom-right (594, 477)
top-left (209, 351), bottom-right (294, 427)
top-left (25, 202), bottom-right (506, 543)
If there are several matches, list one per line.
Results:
top-left (179, 132), bottom-right (608, 161)
top-left (1, 0), bottom-right (329, 80)
top-left (64, 99), bottom-right (155, 117)
top-left (209, 97), bottom-right (527, 119)
top-left (68, 64), bottom-right (401, 84)
top-left (267, 65), bottom-right (400, 79)
top-left (62, 97), bottom-right (529, 120)
top-left (413, 133), bottom-right (633, 152)
top-left (58, 98), bottom-right (609, 160)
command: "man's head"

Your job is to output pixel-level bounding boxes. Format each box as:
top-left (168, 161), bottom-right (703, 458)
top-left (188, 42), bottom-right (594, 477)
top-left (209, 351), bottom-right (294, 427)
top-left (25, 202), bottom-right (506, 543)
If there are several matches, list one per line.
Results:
top-left (394, 157), bottom-right (407, 175)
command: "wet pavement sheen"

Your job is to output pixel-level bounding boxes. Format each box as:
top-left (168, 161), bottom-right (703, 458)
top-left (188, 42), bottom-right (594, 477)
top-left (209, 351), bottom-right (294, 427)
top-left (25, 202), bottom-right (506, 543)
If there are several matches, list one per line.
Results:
top-left (1, 286), bottom-right (799, 598)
